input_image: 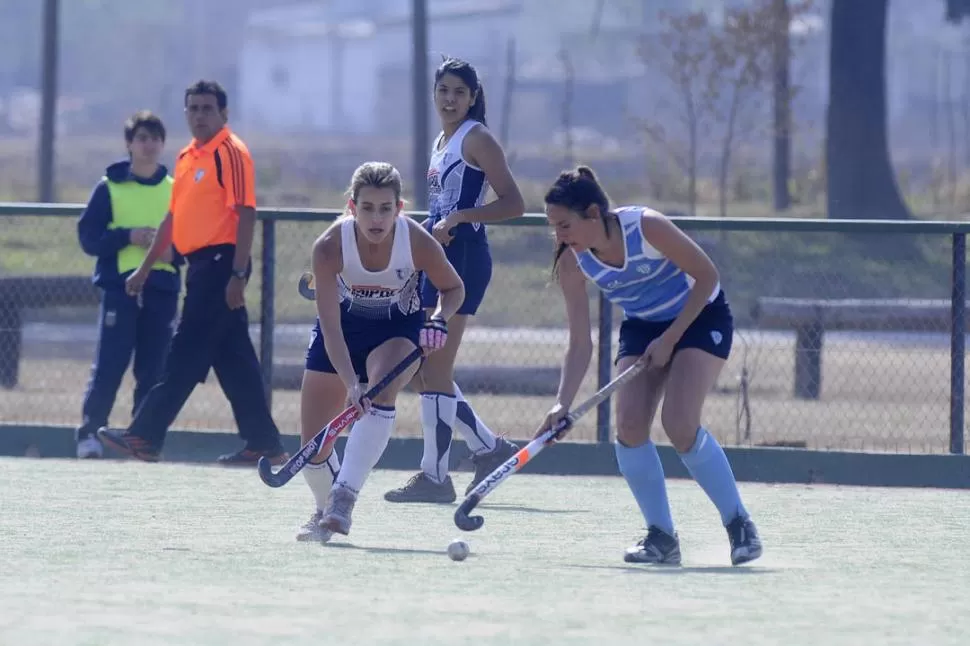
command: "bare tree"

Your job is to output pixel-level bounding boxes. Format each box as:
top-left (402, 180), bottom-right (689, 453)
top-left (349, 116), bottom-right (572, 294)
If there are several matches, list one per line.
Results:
top-left (636, 11), bottom-right (715, 216)
top-left (499, 37), bottom-right (516, 151)
top-left (558, 47), bottom-right (575, 168)
top-left (708, 6), bottom-right (773, 219)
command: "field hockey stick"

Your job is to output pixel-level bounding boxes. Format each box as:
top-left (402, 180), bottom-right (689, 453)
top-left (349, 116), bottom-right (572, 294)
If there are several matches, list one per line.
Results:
top-left (257, 346), bottom-right (423, 488)
top-left (454, 358), bottom-right (649, 531)
top-left (298, 271), bottom-right (315, 300)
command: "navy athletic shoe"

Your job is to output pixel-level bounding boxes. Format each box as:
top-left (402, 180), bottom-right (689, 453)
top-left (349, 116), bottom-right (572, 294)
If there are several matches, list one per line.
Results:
top-left (466, 437), bottom-right (519, 495)
top-left (384, 472), bottom-right (457, 503)
top-left (624, 526), bottom-right (682, 565)
top-left (97, 428), bottom-right (161, 462)
top-left (726, 515), bottom-right (763, 565)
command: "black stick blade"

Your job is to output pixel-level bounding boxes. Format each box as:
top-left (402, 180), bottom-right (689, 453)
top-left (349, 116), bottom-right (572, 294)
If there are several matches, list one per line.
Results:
top-left (257, 456), bottom-right (286, 488)
top-left (454, 495), bottom-right (485, 531)
top-left (298, 272), bottom-right (315, 300)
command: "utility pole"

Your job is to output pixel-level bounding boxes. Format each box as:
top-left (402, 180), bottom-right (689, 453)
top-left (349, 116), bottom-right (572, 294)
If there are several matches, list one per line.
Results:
top-left (411, 0), bottom-right (429, 210)
top-left (39, 0), bottom-right (59, 203)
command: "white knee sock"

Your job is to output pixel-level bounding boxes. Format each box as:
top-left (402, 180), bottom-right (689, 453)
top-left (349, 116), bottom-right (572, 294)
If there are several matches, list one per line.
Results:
top-left (452, 382), bottom-right (497, 455)
top-left (303, 449), bottom-right (340, 511)
top-left (419, 392), bottom-right (456, 483)
top-left (335, 405), bottom-right (395, 493)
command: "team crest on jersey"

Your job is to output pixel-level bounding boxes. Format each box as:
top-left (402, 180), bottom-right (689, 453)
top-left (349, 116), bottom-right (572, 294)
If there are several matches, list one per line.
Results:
top-left (395, 268), bottom-right (410, 280)
top-left (195, 169), bottom-right (205, 182)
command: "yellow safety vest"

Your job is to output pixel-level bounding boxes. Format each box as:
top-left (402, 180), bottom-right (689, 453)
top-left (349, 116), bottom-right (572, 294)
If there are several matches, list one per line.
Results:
top-left (105, 175), bottom-right (175, 275)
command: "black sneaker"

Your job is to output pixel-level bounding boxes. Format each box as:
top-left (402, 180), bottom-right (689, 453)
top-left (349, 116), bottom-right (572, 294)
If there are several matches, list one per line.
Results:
top-left (726, 515), bottom-right (763, 565)
top-left (217, 444), bottom-right (289, 467)
top-left (465, 438), bottom-right (519, 495)
top-left (97, 428), bottom-right (161, 462)
top-left (383, 472), bottom-right (457, 503)
top-left (624, 526), bottom-right (682, 565)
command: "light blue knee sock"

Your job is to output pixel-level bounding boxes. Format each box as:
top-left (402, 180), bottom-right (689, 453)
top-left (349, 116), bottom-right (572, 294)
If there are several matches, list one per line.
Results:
top-left (678, 427), bottom-right (748, 526)
top-left (615, 440), bottom-right (675, 536)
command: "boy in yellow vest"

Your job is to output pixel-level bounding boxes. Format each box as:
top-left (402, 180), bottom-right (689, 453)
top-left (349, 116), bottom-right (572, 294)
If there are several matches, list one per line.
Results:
top-left (75, 110), bottom-right (181, 459)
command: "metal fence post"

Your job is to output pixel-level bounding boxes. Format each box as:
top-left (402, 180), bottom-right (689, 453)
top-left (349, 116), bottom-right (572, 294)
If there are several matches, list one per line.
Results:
top-left (259, 217), bottom-right (276, 408)
top-left (596, 293), bottom-right (613, 443)
top-left (950, 232), bottom-right (966, 455)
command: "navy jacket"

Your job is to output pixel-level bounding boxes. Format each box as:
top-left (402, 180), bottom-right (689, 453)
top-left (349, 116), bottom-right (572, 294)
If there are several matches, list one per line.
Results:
top-left (77, 160), bottom-right (183, 292)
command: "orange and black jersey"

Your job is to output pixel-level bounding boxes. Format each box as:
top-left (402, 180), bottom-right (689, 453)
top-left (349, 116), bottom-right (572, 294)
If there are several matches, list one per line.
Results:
top-left (170, 126), bottom-right (256, 255)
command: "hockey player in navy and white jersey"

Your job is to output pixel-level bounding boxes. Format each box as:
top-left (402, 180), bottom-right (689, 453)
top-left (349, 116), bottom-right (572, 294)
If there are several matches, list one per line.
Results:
top-left (295, 162), bottom-right (464, 541)
top-left (537, 165), bottom-right (763, 567)
top-left (385, 57), bottom-right (525, 504)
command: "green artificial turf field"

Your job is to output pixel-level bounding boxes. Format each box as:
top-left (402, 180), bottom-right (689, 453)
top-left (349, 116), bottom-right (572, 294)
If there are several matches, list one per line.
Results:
top-left (1, 458), bottom-right (968, 645)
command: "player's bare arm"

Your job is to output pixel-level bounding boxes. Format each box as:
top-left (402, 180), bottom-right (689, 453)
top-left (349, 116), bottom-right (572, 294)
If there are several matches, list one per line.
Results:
top-left (232, 205), bottom-right (256, 275)
top-left (410, 219), bottom-right (465, 321)
top-left (534, 249), bottom-right (594, 439)
top-left (555, 249), bottom-right (594, 412)
top-left (224, 204), bottom-right (256, 309)
top-left (640, 212), bottom-right (719, 344)
top-left (452, 126), bottom-right (524, 225)
top-left (311, 226), bottom-right (357, 391)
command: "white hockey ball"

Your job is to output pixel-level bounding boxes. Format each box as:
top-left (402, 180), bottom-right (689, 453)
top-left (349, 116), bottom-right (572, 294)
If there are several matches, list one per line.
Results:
top-left (447, 539), bottom-right (470, 562)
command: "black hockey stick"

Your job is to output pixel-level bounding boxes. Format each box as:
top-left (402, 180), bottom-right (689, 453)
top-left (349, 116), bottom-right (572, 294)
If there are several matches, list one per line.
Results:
top-left (454, 359), bottom-right (649, 531)
top-left (298, 271), bottom-right (315, 300)
top-left (257, 347), bottom-right (423, 487)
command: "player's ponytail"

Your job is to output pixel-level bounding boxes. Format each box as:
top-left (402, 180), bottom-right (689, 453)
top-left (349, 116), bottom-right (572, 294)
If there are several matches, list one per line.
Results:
top-left (545, 165), bottom-right (612, 277)
top-left (435, 56), bottom-right (487, 126)
top-left (468, 83), bottom-right (487, 126)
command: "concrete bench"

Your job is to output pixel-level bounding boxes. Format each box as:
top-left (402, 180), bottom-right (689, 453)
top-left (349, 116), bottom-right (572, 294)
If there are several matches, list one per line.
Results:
top-left (0, 275), bottom-right (99, 388)
top-left (751, 297), bottom-right (961, 400)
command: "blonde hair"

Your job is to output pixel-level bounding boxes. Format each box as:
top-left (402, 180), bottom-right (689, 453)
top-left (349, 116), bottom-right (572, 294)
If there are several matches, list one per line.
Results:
top-left (346, 161), bottom-right (404, 203)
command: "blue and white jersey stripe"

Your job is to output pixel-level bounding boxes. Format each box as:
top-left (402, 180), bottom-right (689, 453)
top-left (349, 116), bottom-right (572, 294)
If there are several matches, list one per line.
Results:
top-left (427, 119), bottom-right (489, 243)
top-left (573, 206), bottom-right (719, 322)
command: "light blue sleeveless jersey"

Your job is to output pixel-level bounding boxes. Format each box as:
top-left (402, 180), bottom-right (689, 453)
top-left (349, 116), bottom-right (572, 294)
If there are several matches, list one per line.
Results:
top-left (573, 206), bottom-right (719, 322)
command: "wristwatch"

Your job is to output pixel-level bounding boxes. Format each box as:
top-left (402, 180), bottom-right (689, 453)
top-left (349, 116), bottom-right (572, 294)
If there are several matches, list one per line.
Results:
top-left (231, 269), bottom-right (247, 280)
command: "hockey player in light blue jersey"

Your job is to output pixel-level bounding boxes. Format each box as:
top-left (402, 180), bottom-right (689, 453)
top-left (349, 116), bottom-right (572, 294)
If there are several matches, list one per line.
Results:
top-left (537, 165), bottom-right (762, 567)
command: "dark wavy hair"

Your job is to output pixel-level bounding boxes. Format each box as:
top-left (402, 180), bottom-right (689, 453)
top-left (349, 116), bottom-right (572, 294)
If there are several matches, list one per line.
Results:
top-left (434, 57), bottom-right (486, 125)
top-left (546, 166), bottom-right (612, 276)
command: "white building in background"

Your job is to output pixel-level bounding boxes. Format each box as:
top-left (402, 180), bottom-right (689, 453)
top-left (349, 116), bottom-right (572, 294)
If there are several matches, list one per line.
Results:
top-left (238, 0), bottom-right (521, 136)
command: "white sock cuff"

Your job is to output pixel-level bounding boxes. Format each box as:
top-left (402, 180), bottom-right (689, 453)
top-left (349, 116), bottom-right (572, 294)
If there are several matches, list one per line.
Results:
top-left (303, 456), bottom-right (338, 511)
top-left (336, 405), bottom-right (396, 493)
top-left (306, 448), bottom-right (340, 478)
top-left (369, 404), bottom-right (397, 420)
top-left (420, 391), bottom-right (456, 400)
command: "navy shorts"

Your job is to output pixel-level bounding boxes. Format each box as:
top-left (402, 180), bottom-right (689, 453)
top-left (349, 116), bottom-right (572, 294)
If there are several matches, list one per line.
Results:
top-left (616, 291), bottom-right (733, 363)
top-left (305, 314), bottom-right (423, 382)
top-left (419, 226), bottom-right (492, 316)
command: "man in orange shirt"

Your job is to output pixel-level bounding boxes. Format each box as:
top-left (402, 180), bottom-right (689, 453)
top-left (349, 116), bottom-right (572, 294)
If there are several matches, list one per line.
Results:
top-left (99, 80), bottom-right (288, 465)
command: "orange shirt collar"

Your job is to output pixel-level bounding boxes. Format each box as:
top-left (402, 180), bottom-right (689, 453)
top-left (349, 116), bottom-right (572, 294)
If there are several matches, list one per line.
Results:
top-left (190, 126), bottom-right (231, 156)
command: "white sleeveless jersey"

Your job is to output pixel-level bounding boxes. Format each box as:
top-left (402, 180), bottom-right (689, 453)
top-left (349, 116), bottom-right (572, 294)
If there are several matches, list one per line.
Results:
top-left (427, 119), bottom-right (489, 241)
top-left (337, 216), bottom-right (422, 320)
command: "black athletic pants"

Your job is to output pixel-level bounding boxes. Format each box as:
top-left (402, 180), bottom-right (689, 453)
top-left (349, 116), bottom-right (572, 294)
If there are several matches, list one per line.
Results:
top-left (127, 244), bottom-right (281, 450)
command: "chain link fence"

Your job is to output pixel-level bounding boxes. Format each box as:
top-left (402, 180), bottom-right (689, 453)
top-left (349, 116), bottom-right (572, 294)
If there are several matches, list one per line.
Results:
top-left (1, 207), bottom-right (967, 454)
